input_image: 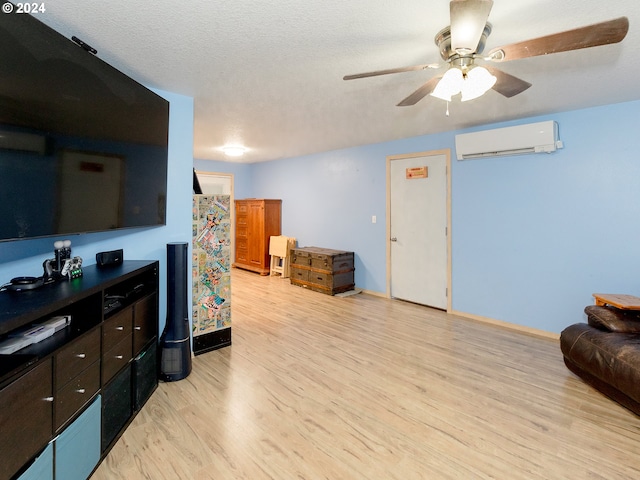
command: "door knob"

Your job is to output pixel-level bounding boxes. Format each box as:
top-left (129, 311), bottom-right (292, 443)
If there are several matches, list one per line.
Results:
top-left (390, 237), bottom-right (397, 242)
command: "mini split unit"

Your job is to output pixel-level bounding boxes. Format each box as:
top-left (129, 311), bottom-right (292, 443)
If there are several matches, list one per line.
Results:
top-left (454, 120), bottom-right (563, 160)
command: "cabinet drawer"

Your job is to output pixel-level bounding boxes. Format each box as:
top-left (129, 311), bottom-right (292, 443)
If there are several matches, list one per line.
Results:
top-left (102, 333), bottom-right (132, 383)
top-left (308, 270), bottom-right (331, 287)
top-left (17, 442), bottom-right (53, 480)
top-left (290, 266), bottom-right (309, 282)
top-left (0, 359), bottom-right (53, 480)
top-left (291, 247), bottom-right (354, 272)
top-left (102, 366), bottom-right (132, 452)
top-left (133, 294), bottom-right (157, 354)
top-left (236, 202), bottom-right (248, 214)
top-left (55, 396), bottom-right (101, 480)
top-left (236, 247), bottom-right (248, 263)
top-left (55, 360), bottom-right (100, 431)
top-left (310, 253), bottom-right (354, 272)
top-left (291, 250), bottom-right (311, 267)
top-left (103, 307), bottom-right (133, 351)
top-left (56, 328), bottom-right (100, 388)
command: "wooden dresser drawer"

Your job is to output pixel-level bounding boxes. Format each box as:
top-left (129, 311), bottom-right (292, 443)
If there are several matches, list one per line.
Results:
top-left (55, 360), bottom-right (99, 431)
top-left (133, 294), bottom-right (157, 354)
top-left (236, 202), bottom-right (248, 215)
top-left (291, 249), bottom-right (311, 267)
top-left (103, 307), bottom-right (133, 351)
top-left (56, 328), bottom-right (101, 388)
top-left (236, 247), bottom-right (248, 263)
top-left (308, 270), bottom-right (330, 286)
top-left (102, 333), bottom-right (133, 383)
top-left (0, 359), bottom-right (52, 480)
top-left (292, 247), bottom-right (354, 270)
top-left (236, 226), bottom-right (247, 239)
top-left (290, 266), bottom-right (309, 282)
top-left (310, 252), bottom-right (354, 271)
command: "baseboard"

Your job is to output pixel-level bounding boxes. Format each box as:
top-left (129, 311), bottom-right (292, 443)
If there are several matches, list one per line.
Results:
top-left (449, 309), bottom-right (559, 341)
top-left (352, 290), bottom-right (558, 340)
top-left (358, 288), bottom-right (388, 298)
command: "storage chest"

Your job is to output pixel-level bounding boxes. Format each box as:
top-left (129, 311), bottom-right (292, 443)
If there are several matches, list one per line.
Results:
top-left (290, 247), bottom-right (354, 295)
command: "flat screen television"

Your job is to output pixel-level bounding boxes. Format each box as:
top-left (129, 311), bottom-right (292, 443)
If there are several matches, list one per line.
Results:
top-left (0, 5), bottom-right (169, 242)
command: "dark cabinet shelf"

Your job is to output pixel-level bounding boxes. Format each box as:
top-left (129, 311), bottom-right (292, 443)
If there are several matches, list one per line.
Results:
top-left (0, 260), bottom-right (159, 480)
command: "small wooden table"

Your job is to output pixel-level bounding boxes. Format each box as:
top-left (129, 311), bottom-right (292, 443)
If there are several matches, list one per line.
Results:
top-left (592, 293), bottom-right (640, 310)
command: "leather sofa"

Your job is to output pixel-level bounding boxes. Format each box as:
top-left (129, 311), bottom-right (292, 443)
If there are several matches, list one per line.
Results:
top-left (560, 305), bottom-right (640, 416)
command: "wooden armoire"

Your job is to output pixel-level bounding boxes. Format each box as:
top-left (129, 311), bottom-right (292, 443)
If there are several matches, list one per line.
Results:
top-left (233, 199), bottom-right (282, 275)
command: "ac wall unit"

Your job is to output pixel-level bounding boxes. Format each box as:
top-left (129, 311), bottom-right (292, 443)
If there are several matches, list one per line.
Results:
top-left (0, 130), bottom-right (47, 155)
top-left (454, 120), bottom-right (563, 160)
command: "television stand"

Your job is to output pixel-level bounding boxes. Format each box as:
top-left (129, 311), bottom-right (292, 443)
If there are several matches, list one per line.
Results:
top-left (0, 260), bottom-right (159, 480)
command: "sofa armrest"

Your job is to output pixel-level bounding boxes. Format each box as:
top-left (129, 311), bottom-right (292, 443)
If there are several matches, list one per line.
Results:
top-left (584, 305), bottom-right (640, 333)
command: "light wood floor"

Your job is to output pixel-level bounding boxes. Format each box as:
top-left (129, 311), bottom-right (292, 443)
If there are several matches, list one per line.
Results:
top-left (92, 269), bottom-right (640, 479)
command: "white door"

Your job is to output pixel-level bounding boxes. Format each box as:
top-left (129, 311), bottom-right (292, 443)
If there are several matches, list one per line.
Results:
top-left (194, 171), bottom-right (235, 261)
top-left (195, 171), bottom-right (233, 195)
top-left (389, 152), bottom-right (448, 309)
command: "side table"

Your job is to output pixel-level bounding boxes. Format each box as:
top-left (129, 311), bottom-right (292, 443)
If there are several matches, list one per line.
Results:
top-left (592, 293), bottom-right (640, 310)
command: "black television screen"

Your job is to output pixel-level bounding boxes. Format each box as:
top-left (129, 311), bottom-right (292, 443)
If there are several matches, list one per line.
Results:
top-left (0, 6), bottom-right (169, 242)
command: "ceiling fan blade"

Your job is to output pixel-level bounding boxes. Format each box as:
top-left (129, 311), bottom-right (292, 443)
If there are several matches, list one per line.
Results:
top-left (397, 76), bottom-right (442, 107)
top-left (450, 0), bottom-right (494, 54)
top-left (487, 16), bottom-right (629, 62)
top-left (343, 63), bottom-right (439, 81)
top-left (485, 67), bottom-right (532, 98)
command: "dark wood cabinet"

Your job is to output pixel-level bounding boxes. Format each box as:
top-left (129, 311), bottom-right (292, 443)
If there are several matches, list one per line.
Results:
top-left (0, 260), bottom-right (159, 480)
top-left (234, 199), bottom-right (282, 275)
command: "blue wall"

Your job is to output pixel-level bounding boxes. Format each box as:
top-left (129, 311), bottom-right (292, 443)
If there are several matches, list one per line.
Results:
top-left (0, 89), bottom-right (194, 335)
top-left (195, 99), bottom-right (640, 334)
top-left (452, 102), bottom-right (640, 333)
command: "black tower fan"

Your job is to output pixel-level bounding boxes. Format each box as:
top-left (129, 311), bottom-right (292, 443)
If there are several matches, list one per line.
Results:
top-left (159, 242), bottom-right (192, 381)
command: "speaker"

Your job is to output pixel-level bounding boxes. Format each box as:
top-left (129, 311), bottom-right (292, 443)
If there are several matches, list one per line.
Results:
top-left (159, 242), bottom-right (192, 381)
top-left (96, 249), bottom-right (123, 267)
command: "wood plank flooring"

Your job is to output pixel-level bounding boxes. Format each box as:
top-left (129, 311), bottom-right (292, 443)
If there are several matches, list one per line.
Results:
top-left (91, 269), bottom-right (640, 479)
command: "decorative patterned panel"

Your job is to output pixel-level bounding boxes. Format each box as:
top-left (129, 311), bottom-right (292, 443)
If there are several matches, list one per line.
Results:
top-left (192, 195), bottom-right (231, 340)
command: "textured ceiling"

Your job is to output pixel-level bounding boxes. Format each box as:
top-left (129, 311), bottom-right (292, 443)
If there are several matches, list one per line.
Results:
top-left (38, 0), bottom-right (640, 163)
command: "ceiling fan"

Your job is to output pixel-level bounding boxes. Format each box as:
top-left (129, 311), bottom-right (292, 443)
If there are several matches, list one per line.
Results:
top-left (343, 0), bottom-right (629, 106)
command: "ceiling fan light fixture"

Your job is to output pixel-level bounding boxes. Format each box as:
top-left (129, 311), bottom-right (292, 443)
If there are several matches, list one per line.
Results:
top-left (460, 65), bottom-right (497, 101)
top-left (430, 67), bottom-right (464, 101)
top-left (431, 65), bottom-right (495, 102)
